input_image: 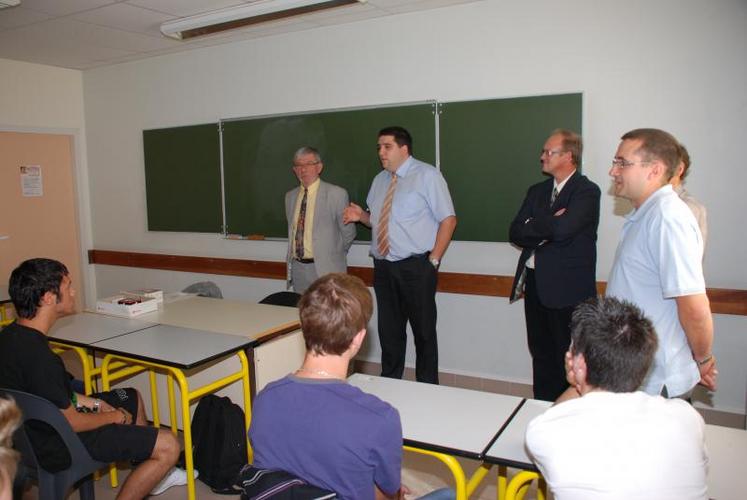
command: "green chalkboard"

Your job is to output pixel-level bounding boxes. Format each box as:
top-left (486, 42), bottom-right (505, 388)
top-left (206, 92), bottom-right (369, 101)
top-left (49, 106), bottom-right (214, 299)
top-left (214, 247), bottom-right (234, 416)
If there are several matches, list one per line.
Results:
top-left (221, 103), bottom-right (437, 239)
top-left (143, 124), bottom-right (222, 232)
top-left (439, 93), bottom-right (582, 242)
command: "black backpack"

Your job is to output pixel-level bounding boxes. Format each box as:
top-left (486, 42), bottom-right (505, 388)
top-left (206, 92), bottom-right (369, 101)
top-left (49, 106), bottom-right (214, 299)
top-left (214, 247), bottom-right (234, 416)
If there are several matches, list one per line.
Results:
top-left (192, 394), bottom-right (247, 494)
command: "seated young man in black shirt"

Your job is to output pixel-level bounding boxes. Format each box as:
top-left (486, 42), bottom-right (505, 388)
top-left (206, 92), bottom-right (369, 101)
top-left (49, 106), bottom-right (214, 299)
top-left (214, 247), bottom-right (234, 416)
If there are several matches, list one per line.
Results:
top-left (0, 258), bottom-right (186, 498)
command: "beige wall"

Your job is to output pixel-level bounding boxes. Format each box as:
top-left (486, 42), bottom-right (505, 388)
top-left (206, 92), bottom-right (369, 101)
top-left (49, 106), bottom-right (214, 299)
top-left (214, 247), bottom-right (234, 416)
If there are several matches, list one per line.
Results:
top-left (0, 57), bottom-right (94, 306)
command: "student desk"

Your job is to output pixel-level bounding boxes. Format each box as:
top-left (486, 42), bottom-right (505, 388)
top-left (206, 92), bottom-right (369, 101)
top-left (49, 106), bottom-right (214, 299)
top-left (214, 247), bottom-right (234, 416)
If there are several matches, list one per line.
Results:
top-left (93, 323), bottom-right (256, 500)
top-left (348, 374), bottom-right (524, 500)
top-left (0, 284), bottom-right (12, 327)
top-left (134, 295), bottom-right (303, 418)
top-left (48, 312), bottom-right (157, 394)
top-left (705, 423), bottom-right (747, 499)
top-left (481, 399), bottom-right (550, 500)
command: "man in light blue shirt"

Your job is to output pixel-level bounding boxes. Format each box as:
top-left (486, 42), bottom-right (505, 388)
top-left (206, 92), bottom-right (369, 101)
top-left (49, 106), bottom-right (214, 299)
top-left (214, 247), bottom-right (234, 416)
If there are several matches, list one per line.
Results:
top-left (343, 126), bottom-right (456, 383)
top-left (606, 128), bottom-right (715, 398)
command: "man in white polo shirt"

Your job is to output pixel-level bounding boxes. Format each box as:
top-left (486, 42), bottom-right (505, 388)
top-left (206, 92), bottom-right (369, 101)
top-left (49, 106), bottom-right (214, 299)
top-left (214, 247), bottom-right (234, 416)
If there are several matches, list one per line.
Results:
top-left (606, 128), bottom-right (715, 398)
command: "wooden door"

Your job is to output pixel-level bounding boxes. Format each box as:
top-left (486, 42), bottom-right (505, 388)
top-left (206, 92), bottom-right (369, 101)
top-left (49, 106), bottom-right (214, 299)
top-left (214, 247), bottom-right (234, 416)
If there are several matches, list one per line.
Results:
top-left (0, 131), bottom-right (83, 312)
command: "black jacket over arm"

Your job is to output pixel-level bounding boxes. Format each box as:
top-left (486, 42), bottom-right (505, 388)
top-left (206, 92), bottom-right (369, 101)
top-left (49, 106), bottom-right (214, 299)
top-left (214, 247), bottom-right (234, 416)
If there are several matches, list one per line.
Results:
top-left (509, 171), bottom-right (601, 309)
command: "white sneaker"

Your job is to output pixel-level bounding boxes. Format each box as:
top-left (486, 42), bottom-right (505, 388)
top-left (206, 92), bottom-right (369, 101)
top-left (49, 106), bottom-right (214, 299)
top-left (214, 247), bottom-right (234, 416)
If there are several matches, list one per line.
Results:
top-left (151, 467), bottom-right (199, 496)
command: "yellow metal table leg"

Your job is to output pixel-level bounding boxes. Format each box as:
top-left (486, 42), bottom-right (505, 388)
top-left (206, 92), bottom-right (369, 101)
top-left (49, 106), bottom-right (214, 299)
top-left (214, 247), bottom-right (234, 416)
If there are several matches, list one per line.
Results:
top-left (149, 370), bottom-right (160, 428)
top-left (238, 350), bottom-right (253, 463)
top-left (497, 465), bottom-right (507, 500)
top-left (467, 463), bottom-right (492, 498)
top-left (101, 355), bottom-right (119, 488)
top-left (505, 471), bottom-right (540, 500)
top-left (167, 373), bottom-right (177, 434)
top-left (403, 446), bottom-right (467, 500)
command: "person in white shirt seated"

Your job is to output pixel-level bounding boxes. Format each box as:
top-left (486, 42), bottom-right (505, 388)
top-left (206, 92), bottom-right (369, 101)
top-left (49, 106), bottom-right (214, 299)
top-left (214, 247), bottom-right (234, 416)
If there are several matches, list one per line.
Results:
top-left (525, 296), bottom-right (708, 500)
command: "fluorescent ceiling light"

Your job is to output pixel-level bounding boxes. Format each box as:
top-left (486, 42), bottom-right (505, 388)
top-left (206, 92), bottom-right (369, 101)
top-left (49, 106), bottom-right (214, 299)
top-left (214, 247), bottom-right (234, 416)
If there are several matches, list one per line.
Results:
top-left (0, 0), bottom-right (21, 9)
top-left (161, 0), bottom-right (366, 40)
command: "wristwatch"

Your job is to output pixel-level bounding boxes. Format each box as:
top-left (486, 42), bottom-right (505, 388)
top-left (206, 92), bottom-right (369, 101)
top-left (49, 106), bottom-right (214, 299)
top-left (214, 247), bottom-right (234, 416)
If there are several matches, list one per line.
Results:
top-left (429, 257), bottom-right (440, 268)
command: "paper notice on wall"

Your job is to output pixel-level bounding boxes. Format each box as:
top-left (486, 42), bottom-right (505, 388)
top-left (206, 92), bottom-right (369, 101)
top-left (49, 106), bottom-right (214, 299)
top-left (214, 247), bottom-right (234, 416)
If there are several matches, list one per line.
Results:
top-left (20, 165), bottom-right (43, 197)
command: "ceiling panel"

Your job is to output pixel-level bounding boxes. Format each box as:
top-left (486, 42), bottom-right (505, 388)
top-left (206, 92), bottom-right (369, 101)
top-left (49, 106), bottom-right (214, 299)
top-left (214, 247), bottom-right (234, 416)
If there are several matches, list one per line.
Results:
top-left (0, 0), bottom-right (484, 69)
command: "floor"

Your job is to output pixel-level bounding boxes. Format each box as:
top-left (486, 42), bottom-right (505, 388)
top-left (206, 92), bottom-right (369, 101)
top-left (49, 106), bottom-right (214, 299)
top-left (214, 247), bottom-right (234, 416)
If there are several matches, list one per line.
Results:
top-left (22, 453), bottom-right (542, 499)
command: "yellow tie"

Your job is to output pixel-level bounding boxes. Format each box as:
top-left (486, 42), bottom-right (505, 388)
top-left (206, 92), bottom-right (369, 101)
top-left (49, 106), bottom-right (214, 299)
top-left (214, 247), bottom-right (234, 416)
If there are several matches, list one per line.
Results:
top-left (377, 174), bottom-right (397, 256)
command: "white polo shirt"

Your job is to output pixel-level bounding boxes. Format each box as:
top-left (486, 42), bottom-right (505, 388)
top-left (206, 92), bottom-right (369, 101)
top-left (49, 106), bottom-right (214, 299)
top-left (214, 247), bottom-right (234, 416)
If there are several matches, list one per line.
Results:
top-left (606, 185), bottom-right (705, 397)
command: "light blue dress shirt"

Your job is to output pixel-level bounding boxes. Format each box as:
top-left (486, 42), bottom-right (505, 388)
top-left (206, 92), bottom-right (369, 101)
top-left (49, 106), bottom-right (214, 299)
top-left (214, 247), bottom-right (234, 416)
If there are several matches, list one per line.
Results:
top-left (366, 156), bottom-right (455, 261)
top-left (606, 185), bottom-right (705, 397)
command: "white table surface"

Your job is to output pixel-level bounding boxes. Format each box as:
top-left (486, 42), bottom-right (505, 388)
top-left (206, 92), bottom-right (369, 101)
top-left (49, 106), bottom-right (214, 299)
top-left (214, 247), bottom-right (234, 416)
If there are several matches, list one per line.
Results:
top-left (705, 423), bottom-right (747, 500)
top-left (136, 296), bottom-right (300, 340)
top-left (348, 374), bottom-right (524, 458)
top-left (49, 311), bottom-right (156, 347)
top-left (90, 323), bottom-right (256, 369)
top-left (482, 398), bottom-right (551, 469)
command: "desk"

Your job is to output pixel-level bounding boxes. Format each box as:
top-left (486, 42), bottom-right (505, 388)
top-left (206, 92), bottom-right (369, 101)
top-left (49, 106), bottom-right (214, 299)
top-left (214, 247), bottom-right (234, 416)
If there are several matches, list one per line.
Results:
top-left (137, 296), bottom-right (300, 339)
top-left (705, 423), bottom-right (747, 500)
top-left (0, 284), bottom-right (12, 327)
top-left (139, 296), bottom-right (304, 395)
top-left (348, 374), bottom-right (524, 499)
top-left (94, 324), bottom-right (255, 500)
top-left (482, 399), bottom-right (550, 471)
top-left (47, 312), bottom-right (157, 394)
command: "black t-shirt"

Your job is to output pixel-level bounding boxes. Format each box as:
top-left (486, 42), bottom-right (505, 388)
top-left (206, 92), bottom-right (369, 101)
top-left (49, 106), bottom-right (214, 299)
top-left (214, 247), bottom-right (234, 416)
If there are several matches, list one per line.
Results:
top-left (0, 321), bottom-right (74, 471)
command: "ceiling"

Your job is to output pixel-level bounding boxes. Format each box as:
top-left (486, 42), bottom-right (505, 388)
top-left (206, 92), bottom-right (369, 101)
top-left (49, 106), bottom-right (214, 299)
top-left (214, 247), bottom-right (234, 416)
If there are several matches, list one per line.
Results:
top-left (0, 0), bottom-right (479, 70)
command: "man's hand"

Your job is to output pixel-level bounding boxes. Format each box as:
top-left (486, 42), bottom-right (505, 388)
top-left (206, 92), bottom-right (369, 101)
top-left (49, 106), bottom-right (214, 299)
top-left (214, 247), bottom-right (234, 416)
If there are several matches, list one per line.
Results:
top-left (698, 356), bottom-right (718, 391)
top-left (343, 202), bottom-right (370, 226)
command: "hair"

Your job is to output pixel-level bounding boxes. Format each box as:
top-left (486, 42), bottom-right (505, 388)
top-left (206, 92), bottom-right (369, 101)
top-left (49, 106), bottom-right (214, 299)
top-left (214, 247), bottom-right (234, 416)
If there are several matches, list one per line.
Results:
top-left (0, 396), bottom-right (21, 496)
top-left (293, 146), bottom-right (321, 164)
top-left (621, 128), bottom-right (681, 181)
top-left (677, 142), bottom-right (691, 181)
top-left (378, 126), bottom-right (413, 155)
top-left (8, 258), bottom-right (69, 319)
top-left (298, 273), bottom-right (373, 356)
top-left (551, 128), bottom-right (583, 167)
top-left (570, 296), bottom-right (658, 393)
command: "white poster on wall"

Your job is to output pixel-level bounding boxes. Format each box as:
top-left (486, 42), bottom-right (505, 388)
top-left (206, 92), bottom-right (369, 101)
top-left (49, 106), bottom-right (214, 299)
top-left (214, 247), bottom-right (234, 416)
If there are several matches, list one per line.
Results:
top-left (20, 165), bottom-right (43, 197)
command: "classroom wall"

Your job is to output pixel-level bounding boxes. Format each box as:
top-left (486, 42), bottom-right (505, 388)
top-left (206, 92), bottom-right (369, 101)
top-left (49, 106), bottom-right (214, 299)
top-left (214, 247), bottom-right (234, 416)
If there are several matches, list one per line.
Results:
top-left (0, 58), bottom-right (96, 308)
top-left (82, 0), bottom-right (747, 413)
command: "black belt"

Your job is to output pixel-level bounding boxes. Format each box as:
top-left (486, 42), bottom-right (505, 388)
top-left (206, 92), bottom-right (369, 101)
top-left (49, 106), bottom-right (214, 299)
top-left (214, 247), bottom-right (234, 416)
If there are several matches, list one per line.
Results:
top-left (295, 258), bottom-right (314, 264)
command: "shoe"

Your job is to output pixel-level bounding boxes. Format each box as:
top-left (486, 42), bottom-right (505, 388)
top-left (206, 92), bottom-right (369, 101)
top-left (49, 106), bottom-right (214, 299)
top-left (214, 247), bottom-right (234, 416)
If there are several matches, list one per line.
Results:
top-left (151, 467), bottom-right (199, 496)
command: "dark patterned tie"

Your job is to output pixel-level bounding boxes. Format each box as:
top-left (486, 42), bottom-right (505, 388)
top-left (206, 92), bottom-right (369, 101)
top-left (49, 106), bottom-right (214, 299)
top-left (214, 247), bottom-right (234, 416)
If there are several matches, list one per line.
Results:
top-left (550, 186), bottom-right (559, 206)
top-left (294, 188), bottom-right (308, 259)
top-left (376, 174), bottom-right (398, 256)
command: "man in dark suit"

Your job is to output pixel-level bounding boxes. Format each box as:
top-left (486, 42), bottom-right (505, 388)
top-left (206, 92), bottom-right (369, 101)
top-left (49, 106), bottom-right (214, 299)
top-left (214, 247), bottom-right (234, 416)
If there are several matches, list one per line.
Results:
top-left (509, 129), bottom-right (600, 401)
top-left (285, 146), bottom-right (356, 293)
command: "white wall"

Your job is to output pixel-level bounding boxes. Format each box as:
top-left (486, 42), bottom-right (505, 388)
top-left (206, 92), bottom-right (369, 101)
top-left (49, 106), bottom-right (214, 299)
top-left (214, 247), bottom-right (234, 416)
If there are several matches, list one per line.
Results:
top-left (82, 0), bottom-right (747, 413)
top-left (0, 58), bottom-right (96, 307)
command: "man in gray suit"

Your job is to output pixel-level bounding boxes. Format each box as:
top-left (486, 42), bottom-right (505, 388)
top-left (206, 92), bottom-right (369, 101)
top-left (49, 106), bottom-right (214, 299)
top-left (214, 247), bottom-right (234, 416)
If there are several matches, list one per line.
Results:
top-left (285, 146), bottom-right (356, 293)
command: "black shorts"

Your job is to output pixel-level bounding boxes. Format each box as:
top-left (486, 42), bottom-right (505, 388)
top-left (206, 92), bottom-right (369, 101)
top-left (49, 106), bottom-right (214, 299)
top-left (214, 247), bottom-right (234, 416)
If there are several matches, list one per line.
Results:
top-left (78, 388), bottom-right (158, 463)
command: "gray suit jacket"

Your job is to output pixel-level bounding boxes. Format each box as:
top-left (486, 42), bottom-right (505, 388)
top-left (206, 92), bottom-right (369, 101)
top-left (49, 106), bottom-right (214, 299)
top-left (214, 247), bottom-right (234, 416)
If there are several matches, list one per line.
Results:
top-left (285, 180), bottom-right (356, 286)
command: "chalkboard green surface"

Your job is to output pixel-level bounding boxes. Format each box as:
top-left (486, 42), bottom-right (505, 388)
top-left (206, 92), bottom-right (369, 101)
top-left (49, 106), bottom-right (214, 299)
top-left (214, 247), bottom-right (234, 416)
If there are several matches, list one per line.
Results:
top-left (439, 93), bottom-right (582, 242)
top-left (221, 103), bottom-right (436, 239)
top-left (143, 124), bottom-right (221, 232)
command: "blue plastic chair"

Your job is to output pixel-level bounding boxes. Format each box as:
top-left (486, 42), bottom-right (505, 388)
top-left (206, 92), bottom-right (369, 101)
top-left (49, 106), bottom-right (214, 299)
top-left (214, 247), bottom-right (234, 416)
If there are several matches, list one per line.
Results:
top-left (3, 388), bottom-right (108, 500)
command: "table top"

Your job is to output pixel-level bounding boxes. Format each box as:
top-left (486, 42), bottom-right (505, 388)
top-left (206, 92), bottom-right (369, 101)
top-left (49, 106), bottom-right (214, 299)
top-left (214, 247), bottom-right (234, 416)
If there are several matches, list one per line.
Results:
top-left (49, 312), bottom-right (157, 347)
top-left (482, 398), bottom-right (551, 470)
top-left (90, 323), bottom-right (256, 369)
top-left (137, 296), bottom-right (300, 341)
top-left (705, 423), bottom-right (747, 500)
top-left (348, 374), bottom-right (524, 459)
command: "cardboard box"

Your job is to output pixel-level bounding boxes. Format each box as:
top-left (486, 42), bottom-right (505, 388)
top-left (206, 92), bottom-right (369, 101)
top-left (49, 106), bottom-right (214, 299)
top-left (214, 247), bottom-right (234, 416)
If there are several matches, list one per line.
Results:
top-left (96, 294), bottom-right (158, 318)
top-left (122, 288), bottom-right (164, 304)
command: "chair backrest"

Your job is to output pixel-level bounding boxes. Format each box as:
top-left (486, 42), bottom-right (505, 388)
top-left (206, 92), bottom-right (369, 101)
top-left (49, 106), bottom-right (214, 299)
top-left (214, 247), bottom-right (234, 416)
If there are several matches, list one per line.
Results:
top-left (182, 281), bottom-right (223, 299)
top-left (258, 292), bottom-right (301, 308)
top-left (1, 389), bottom-right (104, 476)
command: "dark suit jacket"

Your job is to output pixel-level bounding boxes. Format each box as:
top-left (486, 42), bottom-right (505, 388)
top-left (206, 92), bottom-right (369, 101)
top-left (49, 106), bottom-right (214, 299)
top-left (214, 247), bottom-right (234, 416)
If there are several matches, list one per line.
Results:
top-left (509, 171), bottom-right (601, 309)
